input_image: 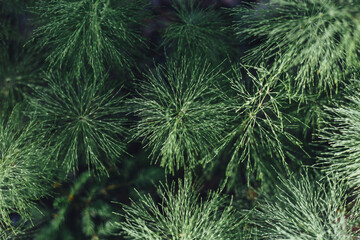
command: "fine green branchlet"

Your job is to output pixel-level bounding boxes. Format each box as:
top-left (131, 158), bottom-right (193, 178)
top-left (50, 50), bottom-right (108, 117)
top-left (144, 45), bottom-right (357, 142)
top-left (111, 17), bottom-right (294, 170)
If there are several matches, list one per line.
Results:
top-left (130, 57), bottom-right (230, 174)
top-left (293, 94), bottom-right (329, 138)
top-left (162, 0), bottom-right (231, 60)
top-left (117, 178), bottom-right (244, 240)
top-left (28, 73), bottom-right (128, 176)
top-left (233, 0), bottom-right (360, 101)
top-left (0, 107), bottom-right (53, 235)
top-left (250, 172), bottom-right (360, 239)
top-left (30, 0), bottom-right (148, 79)
top-left (319, 80), bottom-right (360, 192)
top-left (208, 65), bottom-right (302, 182)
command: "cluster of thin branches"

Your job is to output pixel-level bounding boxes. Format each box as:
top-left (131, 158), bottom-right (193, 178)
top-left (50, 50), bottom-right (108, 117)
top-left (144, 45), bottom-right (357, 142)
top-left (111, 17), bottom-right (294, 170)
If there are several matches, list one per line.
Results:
top-left (118, 178), bottom-right (245, 240)
top-left (1, 0), bottom-right (360, 239)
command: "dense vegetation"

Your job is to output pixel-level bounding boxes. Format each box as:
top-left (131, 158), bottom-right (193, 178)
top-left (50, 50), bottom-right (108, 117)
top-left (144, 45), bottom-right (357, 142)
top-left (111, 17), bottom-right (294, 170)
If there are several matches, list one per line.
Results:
top-left (1, 0), bottom-right (360, 239)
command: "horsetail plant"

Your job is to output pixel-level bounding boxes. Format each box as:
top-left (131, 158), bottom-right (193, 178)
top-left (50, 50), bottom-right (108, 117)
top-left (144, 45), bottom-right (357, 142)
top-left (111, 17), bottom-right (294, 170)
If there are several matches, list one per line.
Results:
top-left (0, 49), bottom-right (40, 112)
top-left (207, 65), bottom-right (303, 182)
top-left (0, 106), bottom-right (54, 236)
top-left (117, 177), bottom-right (245, 240)
top-left (29, 0), bottom-right (148, 79)
top-left (2, 0), bottom-right (360, 239)
top-left (130, 57), bottom-right (230, 174)
top-left (162, 0), bottom-right (231, 60)
top-left (319, 80), bottom-right (360, 193)
top-left (250, 172), bottom-right (360, 239)
top-left (28, 72), bottom-right (128, 176)
top-left (233, 0), bottom-right (360, 101)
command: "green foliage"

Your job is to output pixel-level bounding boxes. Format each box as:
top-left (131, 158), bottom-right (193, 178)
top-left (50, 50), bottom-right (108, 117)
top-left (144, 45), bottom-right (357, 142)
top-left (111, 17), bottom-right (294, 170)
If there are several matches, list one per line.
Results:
top-left (233, 0), bottom-right (360, 101)
top-left (162, 0), bottom-right (230, 60)
top-left (2, 0), bottom-right (360, 239)
top-left (0, 107), bottom-right (53, 235)
top-left (81, 200), bottom-right (117, 239)
top-left (209, 65), bottom-right (302, 182)
top-left (294, 95), bottom-right (328, 138)
top-left (34, 172), bottom-right (118, 240)
top-left (0, 1), bottom-right (39, 112)
top-left (34, 172), bottom-right (92, 240)
top-left (251, 172), bottom-right (360, 239)
top-left (30, 0), bottom-right (148, 79)
top-left (319, 81), bottom-right (360, 191)
top-left (0, 50), bottom-right (39, 112)
top-left (130, 57), bottom-right (229, 174)
top-left (117, 178), bottom-right (244, 240)
top-left (0, 0), bottom-right (31, 45)
top-left (0, 19), bottom-right (8, 55)
top-left (28, 73), bottom-right (128, 175)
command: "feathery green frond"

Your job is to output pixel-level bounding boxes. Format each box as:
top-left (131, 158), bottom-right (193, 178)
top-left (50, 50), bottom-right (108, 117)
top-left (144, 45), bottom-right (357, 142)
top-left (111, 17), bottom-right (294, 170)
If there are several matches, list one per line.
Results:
top-left (319, 80), bottom-right (360, 192)
top-left (30, 0), bottom-right (148, 79)
top-left (251, 172), bottom-right (360, 239)
top-left (0, 106), bottom-right (53, 235)
top-left (162, 0), bottom-right (231, 60)
top-left (233, 0), bottom-right (360, 100)
top-left (209, 65), bottom-right (302, 182)
top-left (117, 178), bottom-right (244, 240)
top-left (28, 73), bottom-right (128, 175)
top-left (130, 57), bottom-right (229, 174)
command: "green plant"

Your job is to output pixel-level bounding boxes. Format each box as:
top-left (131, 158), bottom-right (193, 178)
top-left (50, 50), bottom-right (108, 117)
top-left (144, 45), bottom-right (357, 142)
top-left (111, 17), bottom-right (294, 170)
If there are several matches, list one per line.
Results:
top-left (207, 65), bottom-right (302, 182)
top-left (162, 0), bottom-right (231, 60)
top-left (251, 172), bottom-right (360, 239)
top-left (2, 1), bottom-right (360, 239)
top-left (117, 178), bottom-right (245, 240)
top-left (30, 0), bottom-right (148, 79)
top-left (131, 57), bottom-right (229, 174)
top-left (0, 107), bottom-right (53, 235)
top-left (34, 172), bottom-right (119, 240)
top-left (319, 80), bottom-right (360, 192)
top-left (0, 50), bottom-right (39, 112)
top-left (28, 73), bottom-right (128, 175)
top-left (233, 0), bottom-right (360, 101)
